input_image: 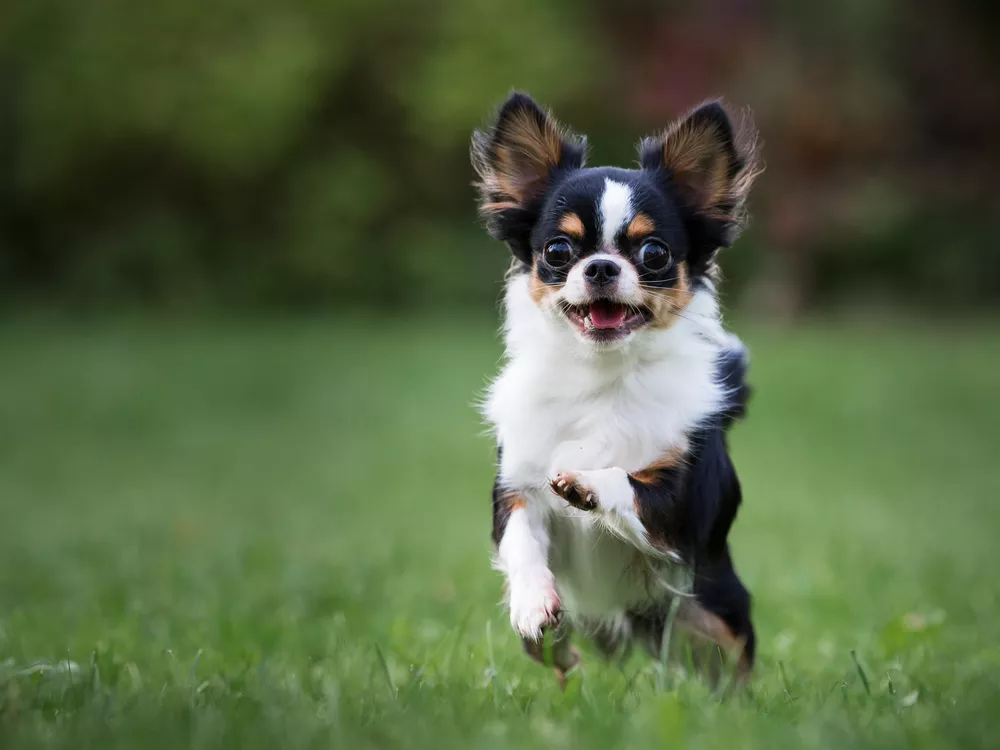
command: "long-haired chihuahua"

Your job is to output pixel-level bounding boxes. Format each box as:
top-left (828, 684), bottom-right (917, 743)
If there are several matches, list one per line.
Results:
top-left (472, 92), bottom-right (762, 685)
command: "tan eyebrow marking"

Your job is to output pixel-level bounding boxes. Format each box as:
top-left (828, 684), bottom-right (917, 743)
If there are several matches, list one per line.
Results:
top-left (558, 212), bottom-right (585, 239)
top-left (626, 212), bottom-right (655, 239)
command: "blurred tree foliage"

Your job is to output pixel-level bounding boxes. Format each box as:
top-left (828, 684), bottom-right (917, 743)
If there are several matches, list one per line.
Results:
top-left (0, 0), bottom-right (997, 312)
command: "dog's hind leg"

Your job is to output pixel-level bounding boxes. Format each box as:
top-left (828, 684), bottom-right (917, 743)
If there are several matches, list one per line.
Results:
top-left (631, 598), bottom-right (751, 687)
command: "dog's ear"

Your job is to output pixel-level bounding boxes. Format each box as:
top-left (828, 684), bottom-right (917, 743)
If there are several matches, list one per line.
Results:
top-left (472, 92), bottom-right (586, 262)
top-left (639, 101), bottom-right (761, 250)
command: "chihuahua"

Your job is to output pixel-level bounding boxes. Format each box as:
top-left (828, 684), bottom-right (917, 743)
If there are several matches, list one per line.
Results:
top-left (473, 92), bottom-right (761, 684)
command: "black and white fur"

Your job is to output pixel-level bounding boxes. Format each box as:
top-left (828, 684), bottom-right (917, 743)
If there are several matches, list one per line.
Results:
top-left (473, 92), bottom-right (762, 681)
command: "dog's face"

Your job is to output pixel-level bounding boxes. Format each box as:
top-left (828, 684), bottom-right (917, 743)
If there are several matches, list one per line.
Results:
top-left (472, 93), bottom-right (760, 347)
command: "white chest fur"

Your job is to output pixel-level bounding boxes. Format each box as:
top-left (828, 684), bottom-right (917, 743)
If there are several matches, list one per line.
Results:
top-left (486, 275), bottom-right (726, 487)
top-left (485, 275), bottom-right (731, 622)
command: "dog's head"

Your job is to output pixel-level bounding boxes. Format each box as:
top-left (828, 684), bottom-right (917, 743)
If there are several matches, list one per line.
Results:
top-left (472, 93), bottom-right (760, 347)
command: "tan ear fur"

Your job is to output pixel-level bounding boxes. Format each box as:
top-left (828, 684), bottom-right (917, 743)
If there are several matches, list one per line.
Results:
top-left (642, 102), bottom-right (762, 233)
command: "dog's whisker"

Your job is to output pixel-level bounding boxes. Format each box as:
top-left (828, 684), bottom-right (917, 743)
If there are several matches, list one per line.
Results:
top-left (642, 303), bottom-right (714, 329)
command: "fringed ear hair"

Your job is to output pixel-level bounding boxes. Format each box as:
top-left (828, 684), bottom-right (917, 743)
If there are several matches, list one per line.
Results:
top-left (472, 92), bottom-right (587, 262)
top-left (639, 101), bottom-right (762, 252)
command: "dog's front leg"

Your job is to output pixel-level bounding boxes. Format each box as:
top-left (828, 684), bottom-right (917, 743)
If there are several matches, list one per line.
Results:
top-left (549, 450), bottom-right (686, 560)
top-left (494, 500), bottom-right (561, 641)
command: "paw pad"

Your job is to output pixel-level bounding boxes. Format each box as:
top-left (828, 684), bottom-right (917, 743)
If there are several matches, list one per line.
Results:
top-left (549, 472), bottom-right (597, 510)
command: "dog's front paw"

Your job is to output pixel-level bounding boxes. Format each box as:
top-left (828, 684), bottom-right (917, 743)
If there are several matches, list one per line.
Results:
top-left (509, 583), bottom-right (562, 640)
top-left (550, 471), bottom-right (597, 511)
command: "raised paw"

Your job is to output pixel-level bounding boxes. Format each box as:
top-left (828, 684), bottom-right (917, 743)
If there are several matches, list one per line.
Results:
top-left (549, 471), bottom-right (597, 511)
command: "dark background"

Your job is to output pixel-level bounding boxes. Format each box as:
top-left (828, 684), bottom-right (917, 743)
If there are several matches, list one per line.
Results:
top-left (3, 0), bottom-right (998, 315)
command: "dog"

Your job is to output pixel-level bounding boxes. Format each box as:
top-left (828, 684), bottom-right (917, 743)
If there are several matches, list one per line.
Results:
top-left (471, 92), bottom-right (762, 685)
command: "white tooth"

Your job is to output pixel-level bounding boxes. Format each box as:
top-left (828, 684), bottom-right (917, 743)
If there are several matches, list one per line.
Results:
top-left (585, 315), bottom-right (593, 330)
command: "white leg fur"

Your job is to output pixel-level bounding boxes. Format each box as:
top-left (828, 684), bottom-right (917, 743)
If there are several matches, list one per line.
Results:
top-left (495, 507), bottom-right (560, 640)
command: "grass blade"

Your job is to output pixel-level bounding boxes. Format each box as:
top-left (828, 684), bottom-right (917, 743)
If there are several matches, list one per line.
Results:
top-left (851, 650), bottom-right (871, 696)
top-left (443, 607), bottom-right (474, 672)
top-left (656, 596), bottom-right (683, 692)
top-left (485, 620), bottom-right (499, 708)
top-left (373, 643), bottom-right (397, 700)
top-left (778, 660), bottom-right (795, 702)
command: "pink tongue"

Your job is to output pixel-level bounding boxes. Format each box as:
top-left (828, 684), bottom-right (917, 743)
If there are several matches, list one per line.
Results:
top-left (589, 301), bottom-right (627, 329)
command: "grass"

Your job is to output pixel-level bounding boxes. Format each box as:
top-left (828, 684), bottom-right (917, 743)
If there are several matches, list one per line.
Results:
top-left (1, 314), bottom-right (999, 748)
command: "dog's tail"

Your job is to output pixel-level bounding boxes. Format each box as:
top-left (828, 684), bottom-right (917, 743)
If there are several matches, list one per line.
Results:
top-left (716, 334), bottom-right (751, 428)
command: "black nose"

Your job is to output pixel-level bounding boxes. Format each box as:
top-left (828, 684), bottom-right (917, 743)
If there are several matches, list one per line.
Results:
top-left (583, 258), bottom-right (621, 286)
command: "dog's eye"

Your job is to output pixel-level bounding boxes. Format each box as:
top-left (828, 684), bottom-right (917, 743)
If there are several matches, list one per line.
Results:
top-left (543, 240), bottom-right (572, 269)
top-left (638, 241), bottom-right (671, 272)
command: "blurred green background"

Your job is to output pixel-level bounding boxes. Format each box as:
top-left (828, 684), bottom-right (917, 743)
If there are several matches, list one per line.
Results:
top-left (2, 0), bottom-right (998, 314)
top-left (3, 2), bottom-right (1000, 748)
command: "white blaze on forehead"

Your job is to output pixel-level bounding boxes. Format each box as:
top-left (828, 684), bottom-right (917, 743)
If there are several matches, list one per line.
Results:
top-left (599, 179), bottom-right (633, 249)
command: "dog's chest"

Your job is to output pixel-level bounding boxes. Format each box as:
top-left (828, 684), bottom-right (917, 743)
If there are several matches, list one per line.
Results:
top-left (488, 350), bottom-right (718, 619)
top-left (489, 355), bottom-right (719, 489)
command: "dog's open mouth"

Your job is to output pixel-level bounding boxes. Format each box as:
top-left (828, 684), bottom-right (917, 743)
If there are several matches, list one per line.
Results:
top-left (559, 299), bottom-right (651, 341)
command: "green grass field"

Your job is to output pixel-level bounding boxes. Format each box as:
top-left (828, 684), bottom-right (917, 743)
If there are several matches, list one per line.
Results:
top-left (1, 316), bottom-right (999, 748)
